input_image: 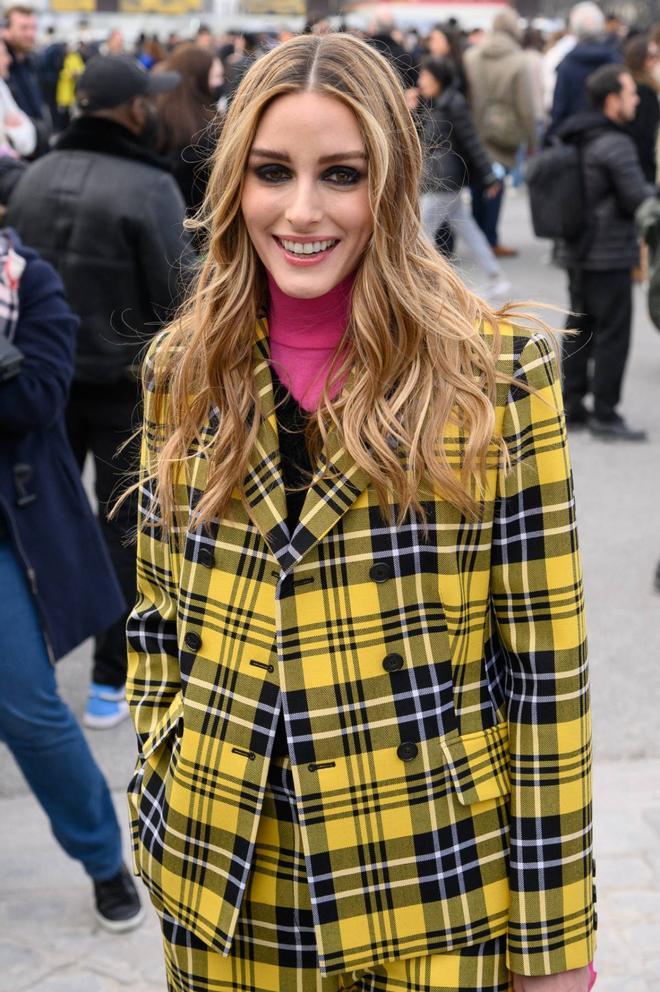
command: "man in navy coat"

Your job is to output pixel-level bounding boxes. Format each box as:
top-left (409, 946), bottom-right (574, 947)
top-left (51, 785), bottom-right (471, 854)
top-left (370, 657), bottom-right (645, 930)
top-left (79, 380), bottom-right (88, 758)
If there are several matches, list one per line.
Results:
top-left (548, 1), bottom-right (619, 137)
top-left (3, 4), bottom-right (50, 154)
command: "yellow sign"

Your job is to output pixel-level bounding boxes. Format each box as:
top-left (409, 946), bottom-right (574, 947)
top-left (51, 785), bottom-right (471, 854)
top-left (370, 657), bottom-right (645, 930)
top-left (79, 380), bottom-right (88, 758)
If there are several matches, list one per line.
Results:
top-left (120, 0), bottom-right (203, 10)
top-left (50, 0), bottom-right (203, 11)
top-left (50, 0), bottom-right (96, 11)
top-left (240, 0), bottom-right (305, 13)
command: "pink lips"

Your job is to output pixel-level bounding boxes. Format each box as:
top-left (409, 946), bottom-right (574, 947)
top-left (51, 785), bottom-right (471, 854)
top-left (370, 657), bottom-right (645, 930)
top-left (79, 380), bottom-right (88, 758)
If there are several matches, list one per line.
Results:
top-left (273, 236), bottom-right (338, 267)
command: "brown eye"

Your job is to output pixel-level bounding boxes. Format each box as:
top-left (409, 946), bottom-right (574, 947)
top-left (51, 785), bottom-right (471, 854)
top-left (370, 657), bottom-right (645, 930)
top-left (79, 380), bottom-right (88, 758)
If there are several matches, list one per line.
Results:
top-left (255, 165), bottom-right (290, 183)
top-left (324, 166), bottom-right (361, 186)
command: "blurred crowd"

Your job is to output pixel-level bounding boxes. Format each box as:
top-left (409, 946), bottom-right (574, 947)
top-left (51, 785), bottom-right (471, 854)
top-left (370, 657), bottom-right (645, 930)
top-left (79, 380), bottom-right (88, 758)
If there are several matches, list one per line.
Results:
top-left (1, 4), bottom-right (659, 232)
top-left (1, 0), bottom-right (660, 938)
top-left (1, 4), bottom-right (659, 277)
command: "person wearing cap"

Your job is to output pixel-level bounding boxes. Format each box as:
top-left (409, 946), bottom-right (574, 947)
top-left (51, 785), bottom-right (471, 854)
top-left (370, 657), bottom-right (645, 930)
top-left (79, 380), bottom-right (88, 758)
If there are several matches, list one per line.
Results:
top-left (6, 54), bottom-right (195, 730)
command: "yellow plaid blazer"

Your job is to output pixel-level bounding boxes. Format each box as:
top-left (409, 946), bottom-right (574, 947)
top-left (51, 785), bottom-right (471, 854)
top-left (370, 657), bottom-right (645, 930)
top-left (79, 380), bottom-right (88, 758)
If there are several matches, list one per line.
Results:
top-left (126, 320), bottom-right (595, 978)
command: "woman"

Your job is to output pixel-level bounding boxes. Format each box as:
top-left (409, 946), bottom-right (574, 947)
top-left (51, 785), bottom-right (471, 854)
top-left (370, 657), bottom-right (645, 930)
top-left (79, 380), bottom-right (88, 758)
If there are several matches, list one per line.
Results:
top-left (623, 33), bottom-right (660, 184)
top-left (0, 38), bottom-right (36, 158)
top-left (156, 42), bottom-right (223, 212)
top-left (126, 33), bottom-right (595, 992)
top-left (415, 57), bottom-right (510, 299)
top-left (426, 21), bottom-right (469, 95)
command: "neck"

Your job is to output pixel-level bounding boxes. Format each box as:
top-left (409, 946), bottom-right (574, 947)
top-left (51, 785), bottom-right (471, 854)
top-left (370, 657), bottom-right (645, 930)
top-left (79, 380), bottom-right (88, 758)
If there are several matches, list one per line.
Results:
top-left (267, 271), bottom-right (355, 349)
top-left (266, 271), bottom-right (355, 410)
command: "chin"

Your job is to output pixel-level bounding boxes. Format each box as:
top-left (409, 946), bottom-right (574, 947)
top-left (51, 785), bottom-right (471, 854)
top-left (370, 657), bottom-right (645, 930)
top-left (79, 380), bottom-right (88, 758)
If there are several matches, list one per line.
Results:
top-left (272, 268), bottom-right (340, 300)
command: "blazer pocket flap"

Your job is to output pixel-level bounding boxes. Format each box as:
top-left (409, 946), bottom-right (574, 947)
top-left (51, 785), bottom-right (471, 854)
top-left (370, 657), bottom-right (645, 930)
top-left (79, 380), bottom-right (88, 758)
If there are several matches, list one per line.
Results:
top-left (441, 722), bottom-right (510, 805)
top-left (140, 694), bottom-right (184, 760)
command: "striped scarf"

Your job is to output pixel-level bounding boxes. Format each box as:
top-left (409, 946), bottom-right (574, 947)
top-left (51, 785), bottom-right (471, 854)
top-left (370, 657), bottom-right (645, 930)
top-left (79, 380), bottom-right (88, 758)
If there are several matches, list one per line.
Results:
top-left (0, 230), bottom-right (25, 342)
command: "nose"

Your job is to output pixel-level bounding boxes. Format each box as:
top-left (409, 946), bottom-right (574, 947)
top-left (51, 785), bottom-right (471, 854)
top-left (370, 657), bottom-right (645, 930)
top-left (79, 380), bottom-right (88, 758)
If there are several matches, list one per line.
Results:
top-left (284, 176), bottom-right (323, 231)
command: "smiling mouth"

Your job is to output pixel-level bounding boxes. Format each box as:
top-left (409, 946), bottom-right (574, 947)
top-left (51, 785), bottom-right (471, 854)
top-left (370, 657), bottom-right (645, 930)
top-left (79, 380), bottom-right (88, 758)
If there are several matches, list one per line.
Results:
top-left (275, 236), bottom-right (339, 256)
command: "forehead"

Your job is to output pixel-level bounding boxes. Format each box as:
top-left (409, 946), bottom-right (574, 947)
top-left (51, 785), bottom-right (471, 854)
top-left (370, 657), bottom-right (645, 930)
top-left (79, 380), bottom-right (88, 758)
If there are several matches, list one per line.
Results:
top-left (252, 92), bottom-right (364, 151)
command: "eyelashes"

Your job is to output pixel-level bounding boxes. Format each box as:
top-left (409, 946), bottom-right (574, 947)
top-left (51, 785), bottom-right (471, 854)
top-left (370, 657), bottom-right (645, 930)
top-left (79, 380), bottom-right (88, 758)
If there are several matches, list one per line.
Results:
top-left (251, 164), bottom-right (364, 187)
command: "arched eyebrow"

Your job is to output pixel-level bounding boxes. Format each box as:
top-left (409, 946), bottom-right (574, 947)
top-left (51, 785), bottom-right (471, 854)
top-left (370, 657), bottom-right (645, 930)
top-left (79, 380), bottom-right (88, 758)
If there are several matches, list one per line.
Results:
top-left (249, 148), bottom-right (367, 163)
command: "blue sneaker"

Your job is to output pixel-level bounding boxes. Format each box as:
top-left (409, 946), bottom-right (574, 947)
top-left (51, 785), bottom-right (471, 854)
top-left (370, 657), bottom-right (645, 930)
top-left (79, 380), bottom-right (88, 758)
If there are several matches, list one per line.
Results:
top-left (83, 682), bottom-right (130, 730)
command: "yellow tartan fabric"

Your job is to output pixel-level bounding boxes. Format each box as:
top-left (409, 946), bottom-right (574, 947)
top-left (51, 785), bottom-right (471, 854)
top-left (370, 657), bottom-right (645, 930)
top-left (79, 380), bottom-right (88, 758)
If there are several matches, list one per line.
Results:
top-left (159, 754), bottom-right (513, 992)
top-left (126, 320), bottom-right (595, 979)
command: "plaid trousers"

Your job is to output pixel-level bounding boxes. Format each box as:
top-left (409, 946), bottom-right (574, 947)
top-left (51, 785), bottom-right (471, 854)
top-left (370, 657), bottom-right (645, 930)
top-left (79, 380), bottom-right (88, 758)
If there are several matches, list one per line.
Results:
top-left (160, 755), bottom-right (513, 992)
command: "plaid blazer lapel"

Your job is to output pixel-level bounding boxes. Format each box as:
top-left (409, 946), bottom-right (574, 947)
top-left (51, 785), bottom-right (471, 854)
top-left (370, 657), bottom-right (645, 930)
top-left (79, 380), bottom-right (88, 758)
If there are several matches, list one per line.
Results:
top-left (282, 413), bottom-right (370, 570)
top-left (241, 324), bottom-right (290, 565)
top-left (243, 320), bottom-right (369, 573)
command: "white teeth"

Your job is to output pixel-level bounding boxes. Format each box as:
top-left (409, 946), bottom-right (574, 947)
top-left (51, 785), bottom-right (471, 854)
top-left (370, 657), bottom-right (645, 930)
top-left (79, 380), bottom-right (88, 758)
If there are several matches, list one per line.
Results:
top-left (280, 238), bottom-right (337, 255)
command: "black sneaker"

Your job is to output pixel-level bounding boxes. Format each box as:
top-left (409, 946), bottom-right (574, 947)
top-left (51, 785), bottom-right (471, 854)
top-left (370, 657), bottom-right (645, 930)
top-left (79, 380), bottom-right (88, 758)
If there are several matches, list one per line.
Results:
top-left (654, 560), bottom-right (660, 593)
top-left (94, 864), bottom-right (145, 933)
top-left (565, 404), bottom-right (591, 430)
top-left (589, 414), bottom-right (648, 442)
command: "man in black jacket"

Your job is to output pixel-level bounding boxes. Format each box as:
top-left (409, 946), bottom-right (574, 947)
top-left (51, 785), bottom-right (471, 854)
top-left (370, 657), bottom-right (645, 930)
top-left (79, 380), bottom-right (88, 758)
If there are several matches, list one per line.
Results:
top-left (557, 63), bottom-right (656, 440)
top-left (6, 55), bottom-right (194, 725)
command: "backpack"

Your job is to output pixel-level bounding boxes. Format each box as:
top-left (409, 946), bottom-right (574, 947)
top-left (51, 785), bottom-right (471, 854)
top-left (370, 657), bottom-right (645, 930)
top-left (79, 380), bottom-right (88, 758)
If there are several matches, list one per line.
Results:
top-left (481, 101), bottom-right (527, 154)
top-left (525, 140), bottom-right (586, 242)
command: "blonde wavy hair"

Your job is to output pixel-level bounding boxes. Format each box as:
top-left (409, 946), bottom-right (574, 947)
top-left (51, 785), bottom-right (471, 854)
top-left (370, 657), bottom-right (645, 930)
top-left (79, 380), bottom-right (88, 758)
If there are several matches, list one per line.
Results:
top-left (148, 31), bottom-right (512, 531)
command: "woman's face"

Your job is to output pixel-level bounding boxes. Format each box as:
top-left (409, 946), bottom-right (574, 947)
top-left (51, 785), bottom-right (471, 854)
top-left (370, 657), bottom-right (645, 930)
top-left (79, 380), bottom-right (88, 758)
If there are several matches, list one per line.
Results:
top-left (418, 68), bottom-right (441, 99)
top-left (208, 57), bottom-right (223, 91)
top-left (241, 91), bottom-right (373, 299)
top-left (429, 29), bottom-right (450, 57)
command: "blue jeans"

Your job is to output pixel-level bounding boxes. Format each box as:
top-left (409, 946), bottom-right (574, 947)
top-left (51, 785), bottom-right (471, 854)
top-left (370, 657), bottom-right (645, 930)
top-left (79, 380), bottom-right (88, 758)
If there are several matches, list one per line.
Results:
top-left (0, 538), bottom-right (123, 881)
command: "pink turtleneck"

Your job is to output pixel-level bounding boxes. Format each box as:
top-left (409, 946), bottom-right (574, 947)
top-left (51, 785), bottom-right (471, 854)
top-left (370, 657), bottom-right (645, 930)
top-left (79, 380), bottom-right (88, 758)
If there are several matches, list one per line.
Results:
top-left (267, 272), bottom-right (355, 412)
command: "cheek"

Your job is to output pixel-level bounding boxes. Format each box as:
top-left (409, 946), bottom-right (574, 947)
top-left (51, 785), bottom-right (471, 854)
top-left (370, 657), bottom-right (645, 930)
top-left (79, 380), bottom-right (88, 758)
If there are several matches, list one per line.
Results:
top-left (241, 183), bottom-right (276, 240)
top-left (347, 192), bottom-right (373, 249)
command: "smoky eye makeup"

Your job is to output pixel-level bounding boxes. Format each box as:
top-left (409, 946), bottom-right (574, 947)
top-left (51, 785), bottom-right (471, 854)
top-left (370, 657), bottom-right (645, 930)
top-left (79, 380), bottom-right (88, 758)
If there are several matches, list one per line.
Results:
top-left (249, 163), bottom-right (366, 186)
top-left (252, 164), bottom-right (291, 183)
top-left (322, 166), bottom-right (364, 185)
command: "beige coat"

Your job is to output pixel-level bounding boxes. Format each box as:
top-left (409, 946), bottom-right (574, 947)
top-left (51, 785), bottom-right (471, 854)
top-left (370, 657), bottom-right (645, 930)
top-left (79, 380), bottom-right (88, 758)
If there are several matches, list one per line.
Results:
top-left (464, 31), bottom-right (537, 168)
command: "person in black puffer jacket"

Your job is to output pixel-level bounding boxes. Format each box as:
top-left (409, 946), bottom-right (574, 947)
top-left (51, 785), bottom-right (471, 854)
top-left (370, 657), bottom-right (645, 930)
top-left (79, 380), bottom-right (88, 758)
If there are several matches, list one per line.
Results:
top-left (5, 55), bottom-right (195, 724)
top-left (557, 63), bottom-right (656, 440)
top-left (414, 57), bottom-right (510, 300)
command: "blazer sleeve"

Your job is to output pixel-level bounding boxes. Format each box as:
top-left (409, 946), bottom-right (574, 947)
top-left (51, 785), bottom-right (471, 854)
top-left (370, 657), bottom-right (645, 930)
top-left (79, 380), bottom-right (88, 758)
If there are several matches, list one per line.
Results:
top-left (125, 333), bottom-right (182, 757)
top-left (490, 333), bottom-right (595, 976)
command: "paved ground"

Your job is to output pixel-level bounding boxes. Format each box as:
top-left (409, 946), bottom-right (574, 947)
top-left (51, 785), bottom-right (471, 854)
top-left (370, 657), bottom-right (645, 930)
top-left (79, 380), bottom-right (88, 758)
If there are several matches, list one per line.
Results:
top-left (1, 190), bottom-right (659, 990)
